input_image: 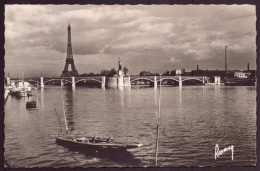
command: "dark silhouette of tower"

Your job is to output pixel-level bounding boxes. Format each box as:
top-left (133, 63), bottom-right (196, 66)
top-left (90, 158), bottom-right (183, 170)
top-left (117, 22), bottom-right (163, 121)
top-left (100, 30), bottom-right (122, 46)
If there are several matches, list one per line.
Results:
top-left (61, 24), bottom-right (79, 77)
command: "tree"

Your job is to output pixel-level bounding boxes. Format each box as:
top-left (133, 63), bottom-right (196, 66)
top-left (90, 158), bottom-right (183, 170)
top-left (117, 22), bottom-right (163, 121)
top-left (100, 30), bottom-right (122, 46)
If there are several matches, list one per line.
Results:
top-left (100, 68), bottom-right (117, 76)
top-left (101, 70), bottom-right (110, 76)
top-left (140, 71), bottom-right (150, 76)
top-left (162, 71), bottom-right (170, 76)
top-left (123, 67), bottom-right (129, 75)
top-left (109, 68), bottom-right (117, 76)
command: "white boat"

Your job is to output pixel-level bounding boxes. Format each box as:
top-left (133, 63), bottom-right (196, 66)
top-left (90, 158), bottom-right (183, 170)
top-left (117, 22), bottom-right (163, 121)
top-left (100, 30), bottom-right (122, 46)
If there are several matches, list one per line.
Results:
top-left (10, 81), bottom-right (32, 97)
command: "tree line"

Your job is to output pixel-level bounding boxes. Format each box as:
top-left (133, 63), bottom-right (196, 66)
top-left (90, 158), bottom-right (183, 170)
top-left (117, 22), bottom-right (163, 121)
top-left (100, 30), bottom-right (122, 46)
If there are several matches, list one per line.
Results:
top-left (79, 68), bottom-right (180, 77)
top-left (79, 67), bottom-right (129, 77)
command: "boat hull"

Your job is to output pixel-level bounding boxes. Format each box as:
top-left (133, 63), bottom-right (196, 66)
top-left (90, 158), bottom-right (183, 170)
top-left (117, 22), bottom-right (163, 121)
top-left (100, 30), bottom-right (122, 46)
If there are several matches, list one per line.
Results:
top-left (56, 135), bottom-right (143, 151)
top-left (26, 101), bottom-right (37, 108)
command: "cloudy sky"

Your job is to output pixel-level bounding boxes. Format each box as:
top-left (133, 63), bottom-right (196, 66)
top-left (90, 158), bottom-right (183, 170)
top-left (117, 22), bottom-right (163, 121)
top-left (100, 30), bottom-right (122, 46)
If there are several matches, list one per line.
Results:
top-left (5, 5), bottom-right (256, 77)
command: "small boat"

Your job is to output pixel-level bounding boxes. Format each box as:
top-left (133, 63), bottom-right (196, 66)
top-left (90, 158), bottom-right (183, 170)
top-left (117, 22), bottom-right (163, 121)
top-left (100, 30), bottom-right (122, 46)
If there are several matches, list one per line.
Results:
top-left (27, 91), bottom-right (33, 96)
top-left (56, 135), bottom-right (143, 150)
top-left (26, 101), bottom-right (37, 108)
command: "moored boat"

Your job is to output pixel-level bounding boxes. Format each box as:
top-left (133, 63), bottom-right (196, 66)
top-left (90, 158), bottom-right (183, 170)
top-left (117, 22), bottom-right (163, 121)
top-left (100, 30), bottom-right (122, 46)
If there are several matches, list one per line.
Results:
top-left (56, 135), bottom-right (143, 150)
top-left (26, 101), bottom-right (37, 108)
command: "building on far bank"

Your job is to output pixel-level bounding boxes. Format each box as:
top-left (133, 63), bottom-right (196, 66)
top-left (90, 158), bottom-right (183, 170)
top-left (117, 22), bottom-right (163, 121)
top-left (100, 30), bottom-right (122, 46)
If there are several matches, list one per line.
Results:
top-left (176, 69), bottom-right (185, 75)
top-left (191, 69), bottom-right (256, 78)
top-left (234, 72), bottom-right (251, 78)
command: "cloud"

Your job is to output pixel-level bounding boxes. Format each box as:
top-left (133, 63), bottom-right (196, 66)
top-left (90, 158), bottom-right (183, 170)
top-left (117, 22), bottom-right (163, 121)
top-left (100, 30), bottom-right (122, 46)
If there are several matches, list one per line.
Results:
top-left (4, 5), bottom-right (256, 77)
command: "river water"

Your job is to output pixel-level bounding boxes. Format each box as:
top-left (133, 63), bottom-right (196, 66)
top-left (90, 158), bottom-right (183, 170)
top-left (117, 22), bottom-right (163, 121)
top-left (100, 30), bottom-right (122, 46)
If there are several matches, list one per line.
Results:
top-left (4, 86), bottom-right (256, 167)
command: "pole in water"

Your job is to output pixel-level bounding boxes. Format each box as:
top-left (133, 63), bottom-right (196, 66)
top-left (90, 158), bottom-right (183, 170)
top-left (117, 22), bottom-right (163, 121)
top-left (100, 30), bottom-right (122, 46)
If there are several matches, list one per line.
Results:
top-left (225, 45), bottom-right (227, 72)
top-left (155, 73), bottom-right (162, 166)
top-left (36, 81), bottom-right (39, 115)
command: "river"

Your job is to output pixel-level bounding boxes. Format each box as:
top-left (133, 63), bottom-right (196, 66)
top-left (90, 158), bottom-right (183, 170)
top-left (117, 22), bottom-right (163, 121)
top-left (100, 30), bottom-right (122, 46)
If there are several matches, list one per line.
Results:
top-left (4, 86), bottom-right (256, 167)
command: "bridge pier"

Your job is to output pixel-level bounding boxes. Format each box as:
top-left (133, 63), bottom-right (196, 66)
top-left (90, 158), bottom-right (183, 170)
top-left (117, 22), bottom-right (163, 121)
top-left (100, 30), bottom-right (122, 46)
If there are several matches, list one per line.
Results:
top-left (61, 80), bottom-right (64, 86)
top-left (72, 77), bottom-right (75, 88)
top-left (203, 76), bottom-right (205, 85)
top-left (101, 76), bottom-right (106, 87)
top-left (154, 76), bottom-right (157, 88)
top-left (40, 77), bottom-right (44, 88)
top-left (179, 76), bottom-right (182, 86)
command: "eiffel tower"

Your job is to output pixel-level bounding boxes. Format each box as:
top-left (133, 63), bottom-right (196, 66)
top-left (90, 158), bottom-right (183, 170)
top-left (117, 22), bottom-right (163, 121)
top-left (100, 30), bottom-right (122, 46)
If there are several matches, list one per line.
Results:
top-left (61, 23), bottom-right (79, 77)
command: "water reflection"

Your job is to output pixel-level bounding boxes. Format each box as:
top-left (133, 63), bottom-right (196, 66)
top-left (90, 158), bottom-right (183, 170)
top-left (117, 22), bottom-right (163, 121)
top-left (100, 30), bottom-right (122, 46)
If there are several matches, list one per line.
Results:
top-left (40, 88), bottom-right (44, 110)
top-left (118, 87), bottom-right (125, 107)
top-left (64, 88), bottom-right (75, 132)
top-left (154, 88), bottom-right (158, 106)
top-left (57, 142), bottom-right (141, 165)
top-left (179, 86), bottom-right (183, 104)
top-left (4, 86), bottom-right (256, 167)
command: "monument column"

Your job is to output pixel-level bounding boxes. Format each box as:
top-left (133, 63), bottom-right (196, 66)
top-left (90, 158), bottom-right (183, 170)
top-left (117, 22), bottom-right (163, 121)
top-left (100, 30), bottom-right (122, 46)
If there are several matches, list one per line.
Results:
top-left (117, 58), bottom-right (124, 87)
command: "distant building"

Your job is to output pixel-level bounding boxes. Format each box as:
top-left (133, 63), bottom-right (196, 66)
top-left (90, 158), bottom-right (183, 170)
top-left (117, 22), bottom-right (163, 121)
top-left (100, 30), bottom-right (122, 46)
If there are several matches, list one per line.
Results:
top-left (140, 71), bottom-right (151, 76)
top-left (234, 72), bottom-right (250, 78)
top-left (243, 70), bottom-right (256, 78)
top-left (176, 69), bottom-right (185, 75)
top-left (191, 70), bottom-right (234, 77)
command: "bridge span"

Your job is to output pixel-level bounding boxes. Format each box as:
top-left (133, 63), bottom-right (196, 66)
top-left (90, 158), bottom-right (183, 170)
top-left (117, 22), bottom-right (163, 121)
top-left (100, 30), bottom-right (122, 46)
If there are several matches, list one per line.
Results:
top-left (130, 75), bottom-right (207, 86)
top-left (8, 75), bottom-right (209, 88)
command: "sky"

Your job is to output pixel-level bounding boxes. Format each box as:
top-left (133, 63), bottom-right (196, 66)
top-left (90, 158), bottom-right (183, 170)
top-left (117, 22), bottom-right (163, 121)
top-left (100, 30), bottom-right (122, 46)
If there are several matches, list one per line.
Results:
top-left (5, 5), bottom-right (256, 77)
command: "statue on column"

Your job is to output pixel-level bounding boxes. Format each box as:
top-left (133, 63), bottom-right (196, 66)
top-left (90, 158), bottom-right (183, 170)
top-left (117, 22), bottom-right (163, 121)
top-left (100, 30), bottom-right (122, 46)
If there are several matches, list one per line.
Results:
top-left (118, 58), bottom-right (122, 70)
top-left (118, 58), bottom-right (123, 76)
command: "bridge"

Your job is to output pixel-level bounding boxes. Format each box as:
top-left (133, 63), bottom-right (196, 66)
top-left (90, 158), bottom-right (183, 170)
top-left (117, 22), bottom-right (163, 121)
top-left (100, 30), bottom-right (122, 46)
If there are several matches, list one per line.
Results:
top-left (130, 75), bottom-right (207, 86)
top-left (7, 75), bottom-right (210, 88)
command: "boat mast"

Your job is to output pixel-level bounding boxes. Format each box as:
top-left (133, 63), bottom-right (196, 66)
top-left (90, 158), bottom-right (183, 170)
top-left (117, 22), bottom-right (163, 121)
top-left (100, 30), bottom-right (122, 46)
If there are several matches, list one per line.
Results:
top-left (61, 84), bottom-right (69, 134)
top-left (155, 73), bottom-right (162, 166)
top-left (225, 45), bottom-right (227, 73)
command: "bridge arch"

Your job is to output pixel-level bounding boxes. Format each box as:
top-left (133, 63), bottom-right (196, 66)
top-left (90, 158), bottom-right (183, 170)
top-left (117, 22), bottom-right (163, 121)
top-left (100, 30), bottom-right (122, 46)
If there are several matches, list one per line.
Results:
top-left (157, 78), bottom-right (179, 83)
top-left (75, 79), bottom-right (102, 84)
top-left (11, 80), bottom-right (40, 84)
top-left (26, 80), bottom-right (40, 85)
top-left (44, 79), bottom-right (72, 84)
top-left (182, 78), bottom-right (203, 83)
top-left (130, 78), bottom-right (154, 83)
